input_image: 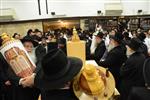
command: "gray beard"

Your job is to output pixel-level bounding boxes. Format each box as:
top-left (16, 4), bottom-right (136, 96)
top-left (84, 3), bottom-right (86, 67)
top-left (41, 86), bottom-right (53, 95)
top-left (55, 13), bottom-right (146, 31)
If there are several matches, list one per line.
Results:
top-left (28, 51), bottom-right (37, 64)
top-left (107, 44), bottom-right (115, 52)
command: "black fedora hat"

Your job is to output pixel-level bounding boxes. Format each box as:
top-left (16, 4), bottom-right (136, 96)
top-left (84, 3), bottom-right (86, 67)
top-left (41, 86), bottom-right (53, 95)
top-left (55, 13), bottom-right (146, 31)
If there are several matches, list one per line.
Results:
top-left (21, 36), bottom-right (39, 47)
top-left (143, 58), bottom-right (150, 87)
top-left (137, 32), bottom-right (146, 42)
top-left (95, 32), bottom-right (104, 39)
top-left (58, 38), bottom-right (66, 45)
top-left (34, 49), bottom-right (83, 90)
top-left (126, 38), bottom-right (142, 51)
top-left (110, 33), bottom-right (123, 44)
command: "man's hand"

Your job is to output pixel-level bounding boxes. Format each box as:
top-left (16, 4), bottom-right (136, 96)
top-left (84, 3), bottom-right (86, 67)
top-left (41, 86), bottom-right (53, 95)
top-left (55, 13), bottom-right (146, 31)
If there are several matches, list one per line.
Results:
top-left (21, 74), bottom-right (35, 88)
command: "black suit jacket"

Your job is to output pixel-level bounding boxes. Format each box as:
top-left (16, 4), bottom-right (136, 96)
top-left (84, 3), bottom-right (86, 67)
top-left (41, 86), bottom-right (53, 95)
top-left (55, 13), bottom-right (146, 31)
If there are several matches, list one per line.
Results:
top-left (98, 45), bottom-right (127, 91)
top-left (120, 52), bottom-right (146, 100)
top-left (0, 54), bottom-right (9, 92)
top-left (94, 40), bottom-right (106, 64)
top-left (140, 43), bottom-right (149, 58)
top-left (0, 54), bottom-right (12, 85)
top-left (41, 89), bottom-right (78, 100)
top-left (128, 87), bottom-right (150, 100)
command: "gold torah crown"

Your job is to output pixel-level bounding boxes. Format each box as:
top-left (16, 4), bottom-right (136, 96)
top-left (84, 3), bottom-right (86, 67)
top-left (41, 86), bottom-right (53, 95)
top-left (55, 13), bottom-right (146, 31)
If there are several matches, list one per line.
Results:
top-left (79, 64), bottom-right (105, 95)
top-left (72, 27), bottom-right (80, 42)
top-left (0, 33), bottom-right (14, 44)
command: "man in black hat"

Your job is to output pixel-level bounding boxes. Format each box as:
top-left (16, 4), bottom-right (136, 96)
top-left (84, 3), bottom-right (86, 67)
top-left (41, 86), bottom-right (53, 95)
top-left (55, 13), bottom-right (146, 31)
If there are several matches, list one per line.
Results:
top-left (98, 33), bottom-right (127, 92)
top-left (22, 49), bottom-right (83, 100)
top-left (35, 36), bottom-right (58, 64)
top-left (123, 32), bottom-right (131, 44)
top-left (58, 37), bottom-right (67, 54)
top-left (93, 32), bottom-right (106, 64)
top-left (120, 38), bottom-right (146, 100)
top-left (12, 33), bottom-right (21, 40)
top-left (1, 36), bottom-right (40, 100)
top-left (21, 36), bottom-right (39, 63)
top-left (36, 36), bottom-right (48, 62)
top-left (128, 57), bottom-right (150, 100)
top-left (137, 32), bottom-right (149, 58)
top-left (26, 29), bottom-right (35, 37)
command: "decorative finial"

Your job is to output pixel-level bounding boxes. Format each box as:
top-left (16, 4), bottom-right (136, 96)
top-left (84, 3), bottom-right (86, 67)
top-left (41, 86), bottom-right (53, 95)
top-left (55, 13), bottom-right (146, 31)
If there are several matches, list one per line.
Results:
top-left (0, 33), bottom-right (14, 44)
top-left (72, 27), bottom-right (80, 42)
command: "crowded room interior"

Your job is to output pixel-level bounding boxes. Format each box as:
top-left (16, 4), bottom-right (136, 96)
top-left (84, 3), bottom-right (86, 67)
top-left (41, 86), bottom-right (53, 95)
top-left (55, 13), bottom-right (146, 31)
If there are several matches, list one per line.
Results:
top-left (0, 0), bottom-right (150, 100)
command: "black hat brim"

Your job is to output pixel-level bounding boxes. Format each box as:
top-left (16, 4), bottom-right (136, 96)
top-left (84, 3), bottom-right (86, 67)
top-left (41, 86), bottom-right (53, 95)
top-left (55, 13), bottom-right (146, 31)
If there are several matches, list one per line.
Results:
top-left (126, 41), bottom-right (140, 52)
top-left (21, 39), bottom-right (38, 47)
top-left (110, 36), bottom-right (122, 44)
top-left (34, 57), bottom-right (83, 91)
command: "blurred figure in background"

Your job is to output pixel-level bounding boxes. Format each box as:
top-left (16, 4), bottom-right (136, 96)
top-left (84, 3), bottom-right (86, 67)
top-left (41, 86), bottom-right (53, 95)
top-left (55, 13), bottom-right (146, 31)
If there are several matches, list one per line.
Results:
top-left (131, 30), bottom-right (138, 38)
top-left (123, 32), bottom-right (131, 44)
top-left (145, 29), bottom-right (150, 56)
top-left (137, 32), bottom-right (149, 58)
top-left (46, 33), bottom-right (55, 43)
top-left (90, 24), bottom-right (103, 55)
top-left (12, 33), bottom-right (22, 40)
top-left (34, 29), bottom-right (42, 42)
top-left (26, 29), bottom-right (35, 37)
top-left (36, 36), bottom-right (50, 71)
top-left (58, 37), bottom-right (67, 55)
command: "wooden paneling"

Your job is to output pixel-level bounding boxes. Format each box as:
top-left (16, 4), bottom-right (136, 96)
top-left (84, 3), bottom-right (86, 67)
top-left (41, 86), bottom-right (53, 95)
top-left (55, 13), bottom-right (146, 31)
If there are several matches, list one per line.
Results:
top-left (0, 21), bottom-right (43, 36)
top-left (43, 20), bottom-right (80, 32)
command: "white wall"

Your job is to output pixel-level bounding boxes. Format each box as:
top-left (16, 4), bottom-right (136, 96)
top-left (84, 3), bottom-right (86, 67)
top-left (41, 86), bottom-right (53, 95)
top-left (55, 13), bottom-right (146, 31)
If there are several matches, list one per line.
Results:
top-left (1, 0), bottom-right (150, 20)
top-left (121, 0), bottom-right (149, 15)
top-left (1, 0), bottom-right (46, 20)
top-left (148, 0), bottom-right (150, 14)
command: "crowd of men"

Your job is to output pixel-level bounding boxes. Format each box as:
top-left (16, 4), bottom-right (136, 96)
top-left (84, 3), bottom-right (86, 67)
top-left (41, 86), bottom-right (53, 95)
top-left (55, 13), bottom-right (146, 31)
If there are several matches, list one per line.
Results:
top-left (0, 25), bottom-right (150, 100)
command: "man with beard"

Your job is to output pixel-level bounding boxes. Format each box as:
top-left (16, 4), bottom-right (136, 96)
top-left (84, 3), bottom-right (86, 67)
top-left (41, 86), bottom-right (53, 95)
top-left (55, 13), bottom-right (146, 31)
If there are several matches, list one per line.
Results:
top-left (35, 36), bottom-right (58, 63)
top-left (98, 33), bottom-right (127, 92)
top-left (14, 49), bottom-right (83, 100)
top-left (120, 38), bottom-right (146, 100)
top-left (93, 32), bottom-right (106, 64)
top-left (1, 36), bottom-right (41, 100)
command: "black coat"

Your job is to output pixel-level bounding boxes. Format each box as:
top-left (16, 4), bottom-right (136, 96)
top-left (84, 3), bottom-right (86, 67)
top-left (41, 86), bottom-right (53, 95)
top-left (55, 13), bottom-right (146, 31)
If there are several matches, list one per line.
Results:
top-left (94, 40), bottom-right (106, 64)
top-left (98, 45), bottom-right (127, 91)
top-left (41, 89), bottom-right (78, 100)
top-left (140, 43), bottom-right (149, 58)
top-left (85, 38), bottom-right (92, 60)
top-left (128, 87), bottom-right (150, 100)
top-left (0, 54), bottom-right (13, 100)
top-left (35, 42), bottom-right (58, 73)
top-left (0, 54), bottom-right (9, 86)
top-left (120, 52), bottom-right (146, 100)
